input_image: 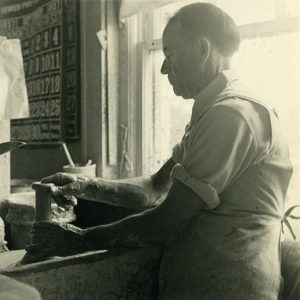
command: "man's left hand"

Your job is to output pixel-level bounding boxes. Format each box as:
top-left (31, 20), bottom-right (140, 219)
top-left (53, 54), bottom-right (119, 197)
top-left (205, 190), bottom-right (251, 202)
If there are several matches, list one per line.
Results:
top-left (24, 222), bottom-right (83, 263)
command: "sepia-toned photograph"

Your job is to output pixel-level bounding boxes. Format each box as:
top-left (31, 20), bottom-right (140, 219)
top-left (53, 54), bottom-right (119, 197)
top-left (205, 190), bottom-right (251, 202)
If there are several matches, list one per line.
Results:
top-left (0, 0), bottom-right (299, 299)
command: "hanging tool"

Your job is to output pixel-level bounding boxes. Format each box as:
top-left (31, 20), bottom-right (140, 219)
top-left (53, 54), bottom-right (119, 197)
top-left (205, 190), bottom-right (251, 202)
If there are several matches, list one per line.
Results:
top-left (120, 124), bottom-right (133, 174)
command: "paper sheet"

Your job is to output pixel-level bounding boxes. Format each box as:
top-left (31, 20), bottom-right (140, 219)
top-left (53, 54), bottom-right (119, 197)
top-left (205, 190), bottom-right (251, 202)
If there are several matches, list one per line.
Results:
top-left (0, 36), bottom-right (29, 120)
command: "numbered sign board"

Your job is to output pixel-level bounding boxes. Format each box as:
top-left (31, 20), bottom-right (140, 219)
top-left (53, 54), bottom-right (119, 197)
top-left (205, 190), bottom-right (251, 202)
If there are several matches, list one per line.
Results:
top-left (0, 0), bottom-right (80, 144)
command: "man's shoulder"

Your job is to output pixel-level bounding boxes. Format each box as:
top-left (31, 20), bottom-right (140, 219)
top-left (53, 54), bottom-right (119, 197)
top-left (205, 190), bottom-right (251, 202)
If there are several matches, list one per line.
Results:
top-left (212, 96), bottom-right (272, 150)
top-left (213, 95), bottom-right (270, 123)
top-left (212, 77), bottom-right (271, 115)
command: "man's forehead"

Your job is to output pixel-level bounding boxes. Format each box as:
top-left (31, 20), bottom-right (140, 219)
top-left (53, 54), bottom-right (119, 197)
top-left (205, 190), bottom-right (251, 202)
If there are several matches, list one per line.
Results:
top-left (162, 21), bottom-right (184, 52)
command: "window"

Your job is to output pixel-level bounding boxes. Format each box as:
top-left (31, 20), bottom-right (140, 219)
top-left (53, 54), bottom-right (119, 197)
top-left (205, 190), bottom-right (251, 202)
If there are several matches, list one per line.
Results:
top-left (136, 40), bottom-right (194, 175)
top-left (120, 1), bottom-right (300, 215)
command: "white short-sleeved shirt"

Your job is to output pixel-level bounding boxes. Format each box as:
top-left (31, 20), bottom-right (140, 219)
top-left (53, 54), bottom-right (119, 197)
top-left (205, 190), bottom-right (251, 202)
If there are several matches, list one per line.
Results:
top-left (159, 70), bottom-right (293, 299)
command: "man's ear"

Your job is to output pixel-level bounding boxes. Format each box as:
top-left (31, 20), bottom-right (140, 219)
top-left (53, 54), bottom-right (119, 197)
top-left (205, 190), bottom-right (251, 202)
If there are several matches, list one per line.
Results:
top-left (198, 37), bottom-right (211, 64)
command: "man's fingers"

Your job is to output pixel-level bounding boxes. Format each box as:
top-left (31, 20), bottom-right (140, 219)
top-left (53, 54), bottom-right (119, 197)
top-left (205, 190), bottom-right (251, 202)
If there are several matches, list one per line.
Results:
top-left (41, 173), bottom-right (65, 184)
top-left (41, 174), bottom-right (56, 184)
top-left (51, 195), bottom-right (77, 208)
top-left (50, 182), bottom-right (86, 196)
top-left (25, 244), bottom-right (43, 254)
top-left (51, 194), bottom-right (67, 206)
top-left (30, 232), bottom-right (51, 241)
top-left (33, 221), bottom-right (58, 229)
top-left (50, 184), bottom-right (75, 196)
top-left (50, 185), bottom-right (77, 197)
top-left (25, 244), bottom-right (52, 262)
top-left (66, 196), bottom-right (77, 206)
top-left (41, 173), bottom-right (76, 185)
top-left (32, 221), bottom-right (59, 233)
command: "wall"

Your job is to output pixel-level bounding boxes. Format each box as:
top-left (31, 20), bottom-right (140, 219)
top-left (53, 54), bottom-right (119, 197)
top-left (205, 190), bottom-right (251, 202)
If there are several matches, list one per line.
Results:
top-left (11, 142), bottom-right (81, 180)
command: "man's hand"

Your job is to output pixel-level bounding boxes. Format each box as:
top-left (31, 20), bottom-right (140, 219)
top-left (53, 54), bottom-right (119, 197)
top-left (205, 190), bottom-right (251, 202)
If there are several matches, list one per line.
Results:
top-left (24, 222), bottom-right (83, 263)
top-left (41, 172), bottom-right (90, 209)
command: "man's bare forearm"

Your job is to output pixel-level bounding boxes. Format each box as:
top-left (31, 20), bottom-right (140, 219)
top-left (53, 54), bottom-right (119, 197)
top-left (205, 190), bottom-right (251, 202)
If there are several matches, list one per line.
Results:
top-left (78, 207), bottom-right (160, 251)
top-left (82, 177), bottom-right (152, 208)
top-left (76, 180), bottom-right (205, 252)
top-left (82, 158), bottom-right (175, 209)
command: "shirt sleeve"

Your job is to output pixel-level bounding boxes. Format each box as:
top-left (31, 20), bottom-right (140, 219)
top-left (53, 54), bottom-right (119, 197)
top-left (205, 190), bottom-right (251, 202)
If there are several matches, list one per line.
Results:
top-left (170, 104), bottom-right (258, 209)
top-left (172, 142), bottom-right (184, 163)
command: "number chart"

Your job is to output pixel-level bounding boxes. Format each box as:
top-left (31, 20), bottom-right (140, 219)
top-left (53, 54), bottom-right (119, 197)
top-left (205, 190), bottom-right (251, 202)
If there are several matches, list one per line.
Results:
top-left (0, 0), bottom-right (80, 144)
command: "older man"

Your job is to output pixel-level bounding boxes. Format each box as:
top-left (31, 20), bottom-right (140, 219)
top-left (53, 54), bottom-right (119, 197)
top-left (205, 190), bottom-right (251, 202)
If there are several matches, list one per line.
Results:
top-left (27, 3), bottom-right (293, 299)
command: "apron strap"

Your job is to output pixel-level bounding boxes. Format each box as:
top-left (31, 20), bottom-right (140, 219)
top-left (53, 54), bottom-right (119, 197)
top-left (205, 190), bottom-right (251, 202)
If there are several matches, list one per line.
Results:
top-left (282, 205), bottom-right (300, 240)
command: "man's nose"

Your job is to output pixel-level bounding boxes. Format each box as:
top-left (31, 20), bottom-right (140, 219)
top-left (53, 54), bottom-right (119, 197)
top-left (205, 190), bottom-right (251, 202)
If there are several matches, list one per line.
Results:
top-left (161, 59), bottom-right (168, 74)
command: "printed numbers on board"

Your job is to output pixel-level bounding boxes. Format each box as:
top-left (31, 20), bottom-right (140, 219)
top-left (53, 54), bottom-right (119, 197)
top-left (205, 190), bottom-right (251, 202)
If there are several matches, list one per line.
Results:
top-left (43, 30), bottom-right (50, 50)
top-left (52, 26), bottom-right (60, 47)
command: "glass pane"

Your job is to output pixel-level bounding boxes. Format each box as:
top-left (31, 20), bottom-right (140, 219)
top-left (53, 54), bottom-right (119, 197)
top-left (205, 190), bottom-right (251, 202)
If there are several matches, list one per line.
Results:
top-left (236, 32), bottom-right (300, 225)
top-left (157, 0), bottom-right (281, 34)
top-left (217, 0), bottom-right (277, 25)
top-left (145, 50), bottom-right (193, 174)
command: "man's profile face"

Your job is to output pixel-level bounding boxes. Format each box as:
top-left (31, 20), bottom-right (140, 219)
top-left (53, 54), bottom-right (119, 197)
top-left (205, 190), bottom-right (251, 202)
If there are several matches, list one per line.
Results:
top-left (161, 21), bottom-right (203, 99)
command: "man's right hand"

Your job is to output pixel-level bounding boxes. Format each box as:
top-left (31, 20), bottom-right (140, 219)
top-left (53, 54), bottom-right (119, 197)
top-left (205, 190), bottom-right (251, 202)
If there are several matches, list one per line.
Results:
top-left (41, 172), bottom-right (90, 208)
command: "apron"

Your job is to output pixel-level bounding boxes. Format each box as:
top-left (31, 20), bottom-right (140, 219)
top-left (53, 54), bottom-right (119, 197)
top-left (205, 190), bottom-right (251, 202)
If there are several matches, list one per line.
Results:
top-left (158, 91), bottom-right (292, 300)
